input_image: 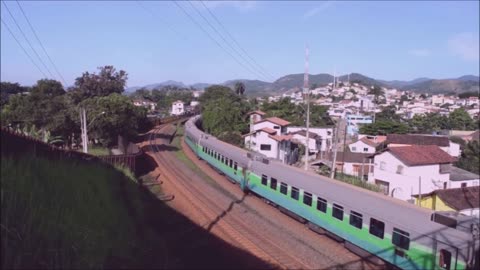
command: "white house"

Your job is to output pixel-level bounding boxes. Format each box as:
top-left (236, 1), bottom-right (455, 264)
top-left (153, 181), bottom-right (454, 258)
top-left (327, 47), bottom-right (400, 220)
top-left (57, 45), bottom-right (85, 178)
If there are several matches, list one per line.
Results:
top-left (386, 134), bottom-right (461, 157)
top-left (243, 116), bottom-right (296, 163)
top-left (133, 99), bottom-right (156, 111)
top-left (348, 137), bottom-right (381, 154)
top-left (290, 130), bottom-right (322, 155)
top-left (286, 126), bottom-right (333, 152)
top-left (171, 100), bottom-right (185, 115)
top-left (367, 145), bottom-right (480, 203)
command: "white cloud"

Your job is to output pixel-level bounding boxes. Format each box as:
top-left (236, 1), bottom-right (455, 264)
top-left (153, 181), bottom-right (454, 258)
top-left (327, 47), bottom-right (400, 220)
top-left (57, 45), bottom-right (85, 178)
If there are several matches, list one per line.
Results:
top-left (202, 1), bottom-right (257, 12)
top-left (408, 49), bottom-right (431, 57)
top-left (303, 1), bottom-right (334, 20)
top-left (448, 32), bottom-right (479, 61)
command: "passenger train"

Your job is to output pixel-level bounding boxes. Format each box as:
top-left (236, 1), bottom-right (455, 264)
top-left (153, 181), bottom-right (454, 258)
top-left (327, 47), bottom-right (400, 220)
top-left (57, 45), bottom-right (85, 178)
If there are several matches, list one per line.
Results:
top-left (184, 116), bottom-right (479, 270)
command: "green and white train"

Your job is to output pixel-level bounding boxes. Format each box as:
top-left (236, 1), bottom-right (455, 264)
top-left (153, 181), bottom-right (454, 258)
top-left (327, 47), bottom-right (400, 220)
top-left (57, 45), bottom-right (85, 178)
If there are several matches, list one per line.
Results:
top-left (184, 116), bottom-right (479, 270)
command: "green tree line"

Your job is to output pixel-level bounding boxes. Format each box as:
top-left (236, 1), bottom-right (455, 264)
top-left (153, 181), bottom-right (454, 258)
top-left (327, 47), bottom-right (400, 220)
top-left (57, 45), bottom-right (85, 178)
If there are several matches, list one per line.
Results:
top-left (1, 66), bottom-right (149, 148)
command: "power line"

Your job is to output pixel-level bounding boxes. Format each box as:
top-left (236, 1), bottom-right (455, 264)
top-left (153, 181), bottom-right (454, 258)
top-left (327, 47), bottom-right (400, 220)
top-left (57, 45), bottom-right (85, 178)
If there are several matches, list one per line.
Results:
top-left (199, 1), bottom-right (275, 82)
top-left (135, 0), bottom-right (188, 40)
top-left (172, 1), bottom-right (262, 80)
top-left (2, 1), bottom-right (55, 79)
top-left (188, 1), bottom-right (271, 82)
top-left (1, 18), bottom-right (48, 78)
top-left (15, 0), bottom-right (67, 86)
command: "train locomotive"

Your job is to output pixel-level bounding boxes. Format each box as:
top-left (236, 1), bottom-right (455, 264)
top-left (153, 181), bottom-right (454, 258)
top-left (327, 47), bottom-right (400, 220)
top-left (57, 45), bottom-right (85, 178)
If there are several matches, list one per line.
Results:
top-left (184, 115), bottom-right (479, 270)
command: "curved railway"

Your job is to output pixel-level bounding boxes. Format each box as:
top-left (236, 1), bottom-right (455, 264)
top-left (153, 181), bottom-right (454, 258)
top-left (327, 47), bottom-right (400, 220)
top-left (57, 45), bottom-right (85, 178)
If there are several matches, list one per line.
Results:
top-left (147, 120), bottom-right (381, 269)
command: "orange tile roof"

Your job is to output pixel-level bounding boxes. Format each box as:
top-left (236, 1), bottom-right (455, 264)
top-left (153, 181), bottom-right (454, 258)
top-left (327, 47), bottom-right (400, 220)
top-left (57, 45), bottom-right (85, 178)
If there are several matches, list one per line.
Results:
top-left (386, 145), bottom-right (456, 166)
top-left (269, 134), bottom-right (293, 142)
top-left (258, 127), bottom-right (277, 135)
top-left (256, 117), bottom-right (291, 126)
top-left (248, 110), bottom-right (266, 116)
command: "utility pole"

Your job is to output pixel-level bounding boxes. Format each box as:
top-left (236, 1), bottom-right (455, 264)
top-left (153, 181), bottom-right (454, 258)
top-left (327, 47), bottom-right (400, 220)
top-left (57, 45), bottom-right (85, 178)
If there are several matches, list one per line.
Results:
top-left (341, 118), bottom-right (348, 174)
top-left (330, 119), bottom-right (340, 178)
top-left (304, 44), bottom-right (310, 171)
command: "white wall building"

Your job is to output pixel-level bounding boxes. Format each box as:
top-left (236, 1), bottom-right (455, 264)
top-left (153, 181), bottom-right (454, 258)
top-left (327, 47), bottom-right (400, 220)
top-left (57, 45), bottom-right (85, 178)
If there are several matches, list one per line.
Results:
top-left (171, 100), bottom-right (184, 115)
top-left (368, 145), bottom-right (479, 202)
top-left (386, 134), bottom-right (461, 157)
top-left (286, 126), bottom-right (333, 152)
top-left (348, 137), bottom-right (379, 154)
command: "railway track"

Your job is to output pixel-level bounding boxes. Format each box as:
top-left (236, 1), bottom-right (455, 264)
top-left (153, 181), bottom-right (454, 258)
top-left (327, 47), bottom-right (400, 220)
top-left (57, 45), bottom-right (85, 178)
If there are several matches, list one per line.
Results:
top-left (148, 123), bottom-right (312, 269)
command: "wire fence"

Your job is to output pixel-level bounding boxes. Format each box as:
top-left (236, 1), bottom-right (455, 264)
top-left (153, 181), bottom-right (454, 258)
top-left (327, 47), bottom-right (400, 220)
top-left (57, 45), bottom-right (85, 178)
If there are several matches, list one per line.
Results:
top-left (1, 127), bottom-right (143, 175)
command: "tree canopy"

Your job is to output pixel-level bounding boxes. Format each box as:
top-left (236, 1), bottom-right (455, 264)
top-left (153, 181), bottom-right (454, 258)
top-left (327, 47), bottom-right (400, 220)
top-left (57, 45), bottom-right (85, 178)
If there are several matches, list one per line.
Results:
top-left (359, 120), bottom-right (410, 135)
top-left (1, 66), bottom-right (149, 149)
top-left (200, 85), bottom-right (251, 146)
top-left (456, 140), bottom-right (479, 174)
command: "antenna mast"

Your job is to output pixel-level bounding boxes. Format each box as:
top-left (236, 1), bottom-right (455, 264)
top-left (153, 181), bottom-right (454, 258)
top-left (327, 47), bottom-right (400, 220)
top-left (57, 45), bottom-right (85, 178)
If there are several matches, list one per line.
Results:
top-left (304, 44), bottom-right (310, 171)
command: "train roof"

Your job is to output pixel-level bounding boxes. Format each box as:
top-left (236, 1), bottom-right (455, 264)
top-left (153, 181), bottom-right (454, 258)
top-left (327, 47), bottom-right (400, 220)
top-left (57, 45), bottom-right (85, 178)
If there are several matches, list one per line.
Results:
top-left (186, 116), bottom-right (474, 244)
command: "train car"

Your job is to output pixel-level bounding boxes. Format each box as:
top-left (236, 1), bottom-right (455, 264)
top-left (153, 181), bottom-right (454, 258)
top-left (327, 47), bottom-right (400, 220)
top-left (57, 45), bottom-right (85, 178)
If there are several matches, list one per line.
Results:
top-left (184, 116), bottom-right (480, 270)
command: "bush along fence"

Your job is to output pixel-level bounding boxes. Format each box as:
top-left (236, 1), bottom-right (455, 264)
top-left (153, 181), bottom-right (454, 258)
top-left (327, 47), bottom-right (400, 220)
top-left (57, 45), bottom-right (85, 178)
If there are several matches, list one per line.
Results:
top-left (1, 127), bottom-right (143, 176)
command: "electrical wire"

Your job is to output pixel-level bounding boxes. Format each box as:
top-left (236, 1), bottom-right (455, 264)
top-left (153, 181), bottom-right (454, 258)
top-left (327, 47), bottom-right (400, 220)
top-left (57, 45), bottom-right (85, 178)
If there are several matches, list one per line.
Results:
top-left (172, 1), bottom-right (263, 80)
top-left (1, 18), bottom-right (48, 78)
top-left (199, 1), bottom-right (275, 82)
top-left (15, 0), bottom-right (67, 86)
top-left (2, 1), bottom-right (56, 79)
top-left (188, 1), bottom-right (271, 82)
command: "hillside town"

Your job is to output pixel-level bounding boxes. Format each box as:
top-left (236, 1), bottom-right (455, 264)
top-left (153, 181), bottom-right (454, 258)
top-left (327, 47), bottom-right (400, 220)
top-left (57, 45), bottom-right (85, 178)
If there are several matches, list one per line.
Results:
top-left (133, 77), bottom-right (479, 218)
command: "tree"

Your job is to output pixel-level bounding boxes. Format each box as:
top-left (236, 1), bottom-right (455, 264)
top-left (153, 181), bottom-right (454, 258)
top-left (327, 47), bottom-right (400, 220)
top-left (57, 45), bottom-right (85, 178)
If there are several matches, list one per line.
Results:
top-left (234, 82), bottom-right (246, 96)
top-left (458, 91), bottom-right (479, 99)
top-left (71, 65), bottom-right (127, 101)
top-left (368, 85), bottom-right (385, 104)
top-left (359, 120), bottom-right (410, 135)
top-left (200, 85), bottom-right (251, 146)
top-left (376, 105), bottom-right (401, 121)
top-left (310, 83), bottom-right (318, 90)
top-left (456, 140), bottom-right (479, 174)
top-left (400, 94), bottom-right (409, 103)
top-left (408, 113), bottom-right (449, 133)
top-left (448, 108), bottom-right (475, 130)
top-left (1, 81), bottom-right (29, 106)
top-left (31, 79), bottom-right (65, 97)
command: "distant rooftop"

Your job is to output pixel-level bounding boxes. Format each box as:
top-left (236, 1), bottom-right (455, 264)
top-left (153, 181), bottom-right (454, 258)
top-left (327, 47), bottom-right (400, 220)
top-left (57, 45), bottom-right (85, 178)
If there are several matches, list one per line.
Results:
top-left (387, 134), bottom-right (450, 147)
top-left (383, 145), bottom-right (456, 166)
top-left (449, 167), bottom-right (480, 182)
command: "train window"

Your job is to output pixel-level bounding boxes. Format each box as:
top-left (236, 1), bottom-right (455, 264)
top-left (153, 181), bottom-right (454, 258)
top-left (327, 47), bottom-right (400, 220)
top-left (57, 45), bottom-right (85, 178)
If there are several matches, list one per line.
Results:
top-left (229, 159), bottom-right (233, 168)
top-left (234, 162), bottom-right (238, 171)
top-left (303, 192), bottom-right (312, 206)
top-left (270, 178), bottom-right (278, 190)
top-left (316, 197), bottom-right (327, 213)
top-left (261, 175), bottom-right (268, 186)
top-left (291, 187), bottom-right (299, 200)
top-left (214, 152), bottom-right (217, 159)
top-left (439, 249), bottom-right (451, 270)
top-left (332, 204), bottom-right (344, 221)
top-left (369, 218), bottom-right (385, 239)
top-left (392, 228), bottom-right (410, 250)
top-left (221, 156), bottom-right (224, 163)
top-left (349, 211), bottom-right (363, 229)
top-left (280, 182), bottom-right (288, 195)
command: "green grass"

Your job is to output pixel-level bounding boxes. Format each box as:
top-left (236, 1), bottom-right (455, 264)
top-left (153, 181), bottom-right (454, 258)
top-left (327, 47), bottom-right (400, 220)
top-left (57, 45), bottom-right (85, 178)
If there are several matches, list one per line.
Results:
top-left (171, 124), bottom-right (215, 182)
top-left (88, 146), bottom-right (110, 156)
top-left (334, 172), bottom-right (381, 192)
top-left (0, 154), bottom-right (147, 269)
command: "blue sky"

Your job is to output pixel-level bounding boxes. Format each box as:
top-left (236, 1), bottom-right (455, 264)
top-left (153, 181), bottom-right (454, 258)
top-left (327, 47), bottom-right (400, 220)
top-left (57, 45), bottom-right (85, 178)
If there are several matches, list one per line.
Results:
top-left (1, 1), bottom-right (479, 87)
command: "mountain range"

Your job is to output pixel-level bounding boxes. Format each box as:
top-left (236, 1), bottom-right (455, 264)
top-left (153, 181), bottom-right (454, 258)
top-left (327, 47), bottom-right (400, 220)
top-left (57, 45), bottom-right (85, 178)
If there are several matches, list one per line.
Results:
top-left (126, 73), bottom-right (479, 96)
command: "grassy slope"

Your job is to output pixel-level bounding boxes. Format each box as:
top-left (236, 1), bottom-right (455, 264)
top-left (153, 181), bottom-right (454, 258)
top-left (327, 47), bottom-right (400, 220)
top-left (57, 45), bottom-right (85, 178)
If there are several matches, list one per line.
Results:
top-left (1, 155), bottom-right (146, 269)
top-left (1, 136), bottom-right (274, 269)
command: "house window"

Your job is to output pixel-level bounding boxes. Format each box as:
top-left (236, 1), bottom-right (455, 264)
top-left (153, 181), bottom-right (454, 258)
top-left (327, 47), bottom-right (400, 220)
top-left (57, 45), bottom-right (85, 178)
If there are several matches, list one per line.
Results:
top-left (440, 164), bottom-right (451, 174)
top-left (303, 192), bottom-right (312, 206)
top-left (349, 211), bottom-right (363, 229)
top-left (375, 179), bottom-right (390, 195)
top-left (396, 165), bottom-right (404, 175)
top-left (270, 178), bottom-right (278, 190)
top-left (380, 161), bottom-right (386, 170)
top-left (443, 182), bottom-right (447, 189)
top-left (363, 148), bottom-right (368, 152)
top-left (332, 204), bottom-right (344, 221)
top-left (392, 228), bottom-right (410, 250)
top-left (260, 144), bottom-right (271, 151)
top-left (280, 182), bottom-right (288, 195)
top-left (261, 174), bottom-right (268, 186)
top-left (369, 218), bottom-right (385, 239)
top-left (461, 183), bottom-right (467, 188)
top-left (352, 146), bottom-right (357, 152)
top-left (291, 187), bottom-right (299, 200)
top-left (273, 125), bottom-right (280, 129)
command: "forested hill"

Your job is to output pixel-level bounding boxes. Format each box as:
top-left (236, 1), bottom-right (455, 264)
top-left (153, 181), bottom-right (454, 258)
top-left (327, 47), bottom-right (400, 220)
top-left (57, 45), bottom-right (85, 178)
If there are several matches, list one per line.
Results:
top-left (126, 74), bottom-right (479, 96)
